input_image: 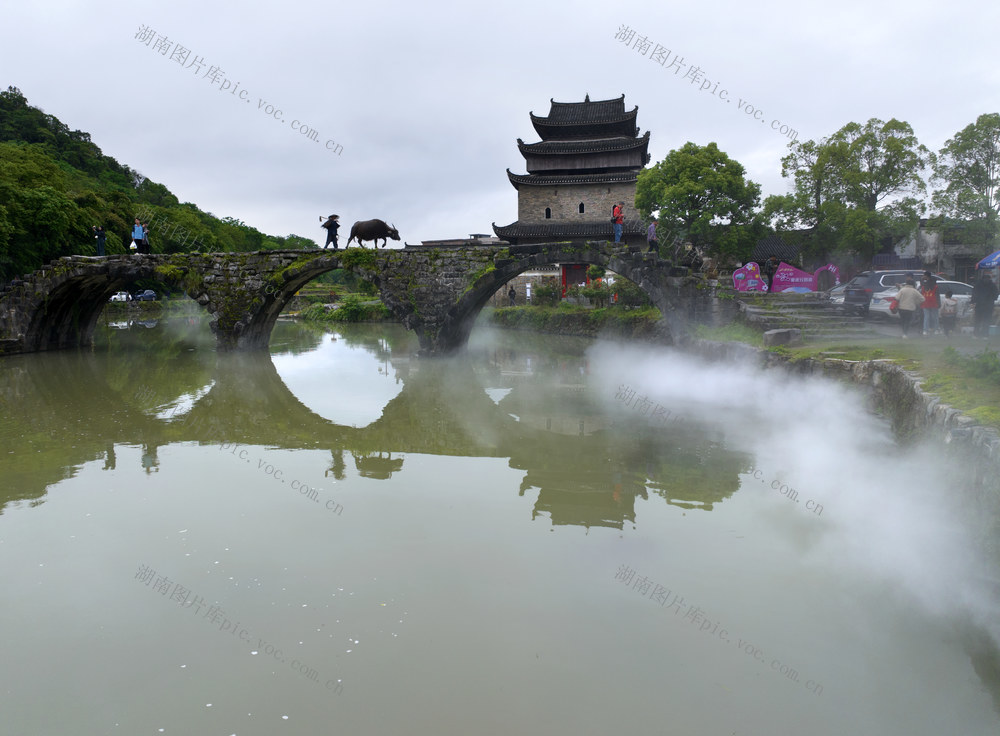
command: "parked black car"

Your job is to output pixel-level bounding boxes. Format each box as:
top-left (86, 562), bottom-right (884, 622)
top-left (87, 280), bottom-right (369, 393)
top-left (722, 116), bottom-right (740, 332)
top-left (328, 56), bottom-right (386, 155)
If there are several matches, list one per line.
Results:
top-left (842, 270), bottom-right (921, 316)
top-left (134, 290), bottom-right (157, 302)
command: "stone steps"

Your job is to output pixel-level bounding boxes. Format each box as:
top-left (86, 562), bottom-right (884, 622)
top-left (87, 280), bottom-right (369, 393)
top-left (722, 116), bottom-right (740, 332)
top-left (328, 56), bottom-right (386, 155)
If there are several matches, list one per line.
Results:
top-left (738, 294), bottom-right (875, 340)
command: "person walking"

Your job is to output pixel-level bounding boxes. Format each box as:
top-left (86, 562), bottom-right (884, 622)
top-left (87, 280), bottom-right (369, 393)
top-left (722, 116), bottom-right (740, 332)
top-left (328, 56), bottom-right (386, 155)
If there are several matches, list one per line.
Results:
top-left (141, 222), bottom-right (151, 254)
top-left (895, 277), bottom-right (923, 338)
top-left (920, 272), bottom-right (940, 336)
top-left (320, 214), bottom-right (340, 250)
top-left (612, 202), bottom-right (624, 244)
top-left (939, 289), bottom-right (958, 337)
top-left (972, 272), bottom-right (999, 338)
top-left (508, 286), bottom-right (516, 306)
top-left (92, 225), bottom-right (106, 256)
top-left (646, 219), bottom-right (658, 253)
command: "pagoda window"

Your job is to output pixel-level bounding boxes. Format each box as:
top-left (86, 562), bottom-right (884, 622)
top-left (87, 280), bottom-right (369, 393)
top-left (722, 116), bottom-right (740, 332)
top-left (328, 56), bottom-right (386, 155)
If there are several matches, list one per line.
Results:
top-left (545, 207), bottom-right (551, 219)
top-left (578, 202), bottom-right (585, 214)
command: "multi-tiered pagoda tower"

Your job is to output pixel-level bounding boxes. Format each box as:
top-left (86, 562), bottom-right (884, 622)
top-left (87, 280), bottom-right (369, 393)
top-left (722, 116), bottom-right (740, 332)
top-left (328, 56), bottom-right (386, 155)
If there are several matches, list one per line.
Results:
top-left (492, 94), bottom-right (650, 245)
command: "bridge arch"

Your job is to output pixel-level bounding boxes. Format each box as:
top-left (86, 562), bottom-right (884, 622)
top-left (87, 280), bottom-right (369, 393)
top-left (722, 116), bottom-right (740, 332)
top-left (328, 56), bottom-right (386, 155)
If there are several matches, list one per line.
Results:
top-left (214, 254), bottom-right (346, 350)
top-left (433, 243), bottom-right (680, 352)
top-left (14, 258), bottom-right (180, 352)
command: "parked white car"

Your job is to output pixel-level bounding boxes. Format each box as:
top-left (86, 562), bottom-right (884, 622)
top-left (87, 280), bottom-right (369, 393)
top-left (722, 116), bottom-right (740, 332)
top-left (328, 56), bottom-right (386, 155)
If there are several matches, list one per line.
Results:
top-left (109, 291), bottom-right (132, 302)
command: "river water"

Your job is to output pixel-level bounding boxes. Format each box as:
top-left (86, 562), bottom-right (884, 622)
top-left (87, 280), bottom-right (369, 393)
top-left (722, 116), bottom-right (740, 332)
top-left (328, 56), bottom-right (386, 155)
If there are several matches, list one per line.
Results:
top-left (1, 317), bottom-right (998, 735)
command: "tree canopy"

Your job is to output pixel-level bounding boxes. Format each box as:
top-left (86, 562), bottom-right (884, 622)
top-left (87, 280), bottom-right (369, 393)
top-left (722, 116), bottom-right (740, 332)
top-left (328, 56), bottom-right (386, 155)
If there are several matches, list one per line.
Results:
top-left (635, 141), bottom-right (762, 259)
top-left (931, 112), bottom-right (1000, 248)
top-left (0, 86), bottom-right (317, 282)
top-left (764, 118), bottom-right (931, 261)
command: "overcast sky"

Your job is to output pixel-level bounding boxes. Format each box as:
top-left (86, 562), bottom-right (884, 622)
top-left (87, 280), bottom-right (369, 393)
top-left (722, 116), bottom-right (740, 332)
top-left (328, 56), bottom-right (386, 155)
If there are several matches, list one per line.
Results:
top-left (4, 0), bottom-right (997, 247)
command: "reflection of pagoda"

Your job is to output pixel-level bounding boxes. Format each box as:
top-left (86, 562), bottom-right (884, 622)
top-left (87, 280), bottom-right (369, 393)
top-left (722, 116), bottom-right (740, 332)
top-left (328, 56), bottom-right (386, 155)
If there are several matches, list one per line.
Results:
top-left (492, 94), bottom-right (650, 245)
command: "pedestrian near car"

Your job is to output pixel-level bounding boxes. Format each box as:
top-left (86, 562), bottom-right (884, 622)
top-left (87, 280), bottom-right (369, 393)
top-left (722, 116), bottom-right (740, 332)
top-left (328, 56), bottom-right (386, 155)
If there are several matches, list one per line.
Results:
top-left (646, 219), bottom-right (658, 253)
top-left (972, 273), bottom-right (999, 338)
top-left (920, 272), bottom-right (939, 336)
top-left (940, 290), bottom-right (958, 337)
top-left (895, 277), bottom-right (923, 338)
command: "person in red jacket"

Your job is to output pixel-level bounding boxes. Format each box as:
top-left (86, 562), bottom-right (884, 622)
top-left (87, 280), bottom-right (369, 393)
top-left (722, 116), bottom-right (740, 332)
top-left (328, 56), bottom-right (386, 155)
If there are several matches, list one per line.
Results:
top-left (612, 203), bottom-right (624, 243)
top-left (920, 272), bottom-right (940, 336)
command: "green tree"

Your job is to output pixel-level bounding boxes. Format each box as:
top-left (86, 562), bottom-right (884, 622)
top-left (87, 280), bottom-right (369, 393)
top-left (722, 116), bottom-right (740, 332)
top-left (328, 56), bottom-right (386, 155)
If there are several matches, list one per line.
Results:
top-left (766, 118), bottom-right (930, 261)
top-left (825, 118), bottom-right (930, 259)
top-left (0, 87), bottom-right (328, 280)
top-left (635, 142), bottom-right (761, 260)
top-left (931, 112), bottom-right (1000, 248)
top-left (763, 138), bottom-right (844, 261)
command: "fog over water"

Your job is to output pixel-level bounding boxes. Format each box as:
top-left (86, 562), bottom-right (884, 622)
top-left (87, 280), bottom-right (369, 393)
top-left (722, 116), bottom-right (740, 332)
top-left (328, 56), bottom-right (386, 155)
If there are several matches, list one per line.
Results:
top-left (589, 342), bottom-right (1000, 647)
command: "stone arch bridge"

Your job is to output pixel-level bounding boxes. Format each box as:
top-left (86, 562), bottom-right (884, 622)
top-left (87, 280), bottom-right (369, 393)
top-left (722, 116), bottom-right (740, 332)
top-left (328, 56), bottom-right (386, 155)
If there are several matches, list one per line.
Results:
top-left (0, 242), bottom-right (696, 355)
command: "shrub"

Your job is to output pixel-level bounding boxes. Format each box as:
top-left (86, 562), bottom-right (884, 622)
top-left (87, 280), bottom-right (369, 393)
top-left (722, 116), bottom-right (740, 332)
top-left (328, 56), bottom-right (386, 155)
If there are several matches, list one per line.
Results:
top-left (580, 282), bottom-right (610, 307)
top-left (302, 294), bottom-right (389, 322)
top-left (533, 283), bottom-right (560, 306)
top-left (610, 279), bottom-right (652, 307)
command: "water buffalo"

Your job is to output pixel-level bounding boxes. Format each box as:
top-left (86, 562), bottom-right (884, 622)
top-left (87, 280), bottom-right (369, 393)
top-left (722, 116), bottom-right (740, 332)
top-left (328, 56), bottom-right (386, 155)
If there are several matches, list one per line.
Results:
top-left (346, 219), bottom-right (400, 248)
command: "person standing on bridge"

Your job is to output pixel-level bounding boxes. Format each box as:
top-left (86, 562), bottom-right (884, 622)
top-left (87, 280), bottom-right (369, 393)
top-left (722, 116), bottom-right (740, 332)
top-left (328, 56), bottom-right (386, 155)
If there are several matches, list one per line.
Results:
top-left (92, 226), bottom-right (106, 256)
top-left (646, 219), bottom-right (658, 253)
top-left (131, 218), bottom-right (144, 253)
top-left (612, 202), bottom-right (625, 244)
top-left (320, 214), bottom-right (340, 250)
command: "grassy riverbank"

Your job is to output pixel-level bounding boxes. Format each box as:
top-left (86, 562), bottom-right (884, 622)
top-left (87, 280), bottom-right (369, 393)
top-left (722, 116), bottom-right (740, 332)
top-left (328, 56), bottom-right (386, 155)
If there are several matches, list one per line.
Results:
top-left (695, 323), bottom-right (1000, 430)
top-left (299, 296), bottom-right (390, 323)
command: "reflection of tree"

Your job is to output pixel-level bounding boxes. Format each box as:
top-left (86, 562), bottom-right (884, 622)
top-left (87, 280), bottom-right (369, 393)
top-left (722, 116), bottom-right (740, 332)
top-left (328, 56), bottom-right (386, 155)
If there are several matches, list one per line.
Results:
top-left (327, 323), bottom-right (418, 359)
top-left (508, 423), bottom-right (740, 530)
top-left (267, 321), bottom-right (326, 354)
top-left (642, 436), bottom-right (743, 511)
top-left (325, 449), bottom-right (346, 480)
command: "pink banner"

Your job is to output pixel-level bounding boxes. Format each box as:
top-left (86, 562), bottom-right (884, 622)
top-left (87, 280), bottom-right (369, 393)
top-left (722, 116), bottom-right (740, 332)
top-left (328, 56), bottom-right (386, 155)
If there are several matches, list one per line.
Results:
top-left (772, 263), bottom-right (840, 292)
top-left (732, 262), bottom-right (767, 292)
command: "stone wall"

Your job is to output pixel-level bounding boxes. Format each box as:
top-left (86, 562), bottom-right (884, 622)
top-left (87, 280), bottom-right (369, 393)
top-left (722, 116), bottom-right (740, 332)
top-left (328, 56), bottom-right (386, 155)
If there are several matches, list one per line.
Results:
top-left (517, 182), bottom-right (639, 225)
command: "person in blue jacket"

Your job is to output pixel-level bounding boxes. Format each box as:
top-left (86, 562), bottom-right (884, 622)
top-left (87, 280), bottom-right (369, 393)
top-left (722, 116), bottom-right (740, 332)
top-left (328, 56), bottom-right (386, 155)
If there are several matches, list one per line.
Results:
top-left (131, 218), bottom-right (144, 253)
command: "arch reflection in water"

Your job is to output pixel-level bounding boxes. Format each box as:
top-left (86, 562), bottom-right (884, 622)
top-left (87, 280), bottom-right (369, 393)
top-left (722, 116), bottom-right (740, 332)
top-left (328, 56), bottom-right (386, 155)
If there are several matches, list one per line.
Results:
top-left (271, 326), bottom-right (412, 428)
